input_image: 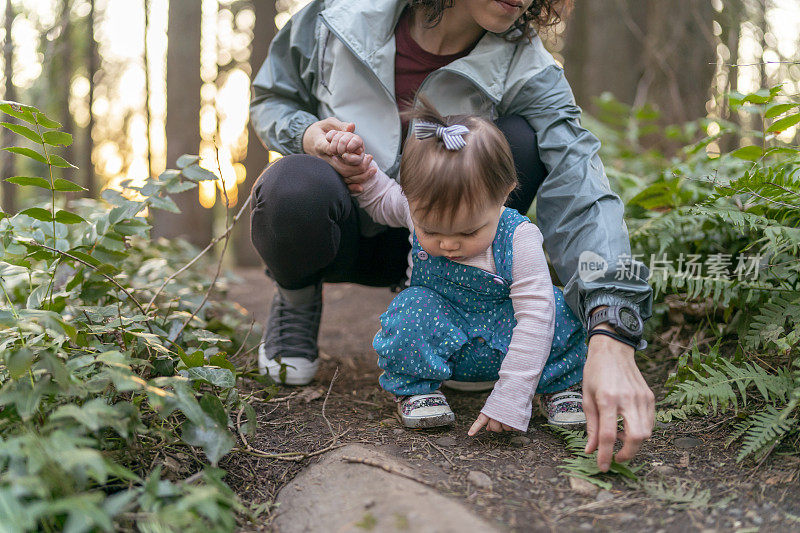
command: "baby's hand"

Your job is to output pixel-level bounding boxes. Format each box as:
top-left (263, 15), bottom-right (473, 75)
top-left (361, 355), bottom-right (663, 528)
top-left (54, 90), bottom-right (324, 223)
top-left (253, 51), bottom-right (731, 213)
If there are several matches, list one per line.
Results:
top-left (325, 130), bottom-right (365, 165)
top-left (468, 413), bottom-right (514, 435)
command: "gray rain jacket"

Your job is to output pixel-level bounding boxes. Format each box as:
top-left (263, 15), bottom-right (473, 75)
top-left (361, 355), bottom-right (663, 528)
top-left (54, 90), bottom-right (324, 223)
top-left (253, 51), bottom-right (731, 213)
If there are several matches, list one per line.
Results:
top-left (249, 0), bottom-right (652, 326)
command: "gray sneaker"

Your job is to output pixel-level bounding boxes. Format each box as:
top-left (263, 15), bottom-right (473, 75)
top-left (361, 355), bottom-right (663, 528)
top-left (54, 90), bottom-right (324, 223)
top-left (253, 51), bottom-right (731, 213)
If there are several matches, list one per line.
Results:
top-left (258, 283), bottom-right (322, 385)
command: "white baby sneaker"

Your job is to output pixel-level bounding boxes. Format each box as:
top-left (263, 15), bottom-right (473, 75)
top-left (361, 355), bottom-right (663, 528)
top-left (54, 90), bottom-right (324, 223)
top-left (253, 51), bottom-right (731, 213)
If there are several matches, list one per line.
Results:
top-left (542, 389), bottom-right (586, 426)
top-left (397, 391), bottom-right (456, 428)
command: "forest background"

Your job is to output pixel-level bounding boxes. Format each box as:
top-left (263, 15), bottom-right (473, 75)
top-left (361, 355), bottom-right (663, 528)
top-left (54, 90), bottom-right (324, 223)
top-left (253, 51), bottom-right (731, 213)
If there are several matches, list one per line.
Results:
top-left (3, 0), bottom-right (798, 260)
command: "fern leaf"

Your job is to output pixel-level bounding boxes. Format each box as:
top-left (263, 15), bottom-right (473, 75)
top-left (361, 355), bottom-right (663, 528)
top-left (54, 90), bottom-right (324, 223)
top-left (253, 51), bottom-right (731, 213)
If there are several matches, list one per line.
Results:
top-left (736, 405), bottom-right (797, 462)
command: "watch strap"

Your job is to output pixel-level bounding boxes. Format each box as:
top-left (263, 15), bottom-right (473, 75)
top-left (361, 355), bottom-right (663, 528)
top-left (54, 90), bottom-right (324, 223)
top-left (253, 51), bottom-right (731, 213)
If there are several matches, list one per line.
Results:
top-left (587, 306), bottom-right (612, 331)
top-left (587, 328), bottom-right (648, 351)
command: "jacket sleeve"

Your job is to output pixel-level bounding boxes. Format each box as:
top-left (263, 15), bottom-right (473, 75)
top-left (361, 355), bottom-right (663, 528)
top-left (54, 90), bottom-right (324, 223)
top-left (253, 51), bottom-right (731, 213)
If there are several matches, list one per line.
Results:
top-left (502, 65), bottom-right (653, 326)
top-left (249, 1), bottom-right (323, 156)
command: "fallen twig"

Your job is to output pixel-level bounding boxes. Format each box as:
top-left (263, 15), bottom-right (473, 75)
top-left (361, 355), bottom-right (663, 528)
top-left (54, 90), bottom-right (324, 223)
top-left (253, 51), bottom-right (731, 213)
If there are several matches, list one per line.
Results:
top-left (322, 367), bottom-right (339, 444)
top-left (423, 435), bottom-right (455, 467)
top-left (340, 456), bottom-right (438, 488)
top-left (234, 439), bottom-right (347, 462)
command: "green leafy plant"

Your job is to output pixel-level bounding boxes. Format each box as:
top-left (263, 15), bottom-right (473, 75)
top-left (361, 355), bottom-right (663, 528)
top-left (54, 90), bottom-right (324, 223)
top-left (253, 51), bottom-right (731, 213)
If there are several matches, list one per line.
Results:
top-left (598, 85), bottom-right (800, 463)
top-left (550, 426), bottom-right (641, 489)
top-left (0, 100), bottom-right (265, 531)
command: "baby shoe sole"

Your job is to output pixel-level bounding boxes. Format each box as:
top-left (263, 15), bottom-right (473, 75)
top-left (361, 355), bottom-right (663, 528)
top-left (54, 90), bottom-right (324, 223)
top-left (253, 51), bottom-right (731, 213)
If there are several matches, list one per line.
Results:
top-left (400, 411), bottom-right (456, 429)
top-left (442, 380), bottom-right (497, 392)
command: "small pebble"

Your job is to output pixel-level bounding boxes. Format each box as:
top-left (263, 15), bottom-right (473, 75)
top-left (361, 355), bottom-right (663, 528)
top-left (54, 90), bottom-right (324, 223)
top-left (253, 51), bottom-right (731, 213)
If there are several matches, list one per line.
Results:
top-left (654, 465), bottom-right (677, 475)
top-left (674, 437), bottom-right (703, 449)
top-left (510, 436), bottom-right (531, 447)
top-left (392, 429), bottom-right (404, 436)
top-left (579, 523), bottom-right (593, 530)
top-left (366, 413), bottom-right (375, 420)
top-left (745, 511), bottom-right (762, 525)
top-left (435, 436), bottom-right (457, 447)
top-left (595, 490), bottom-right (614, 502)
top-left (534, 466), bottom-right (559, 481)
top-left (467, 470), bottom-right (493, 490)
top-left (569, 476), bottom-right (599, 497)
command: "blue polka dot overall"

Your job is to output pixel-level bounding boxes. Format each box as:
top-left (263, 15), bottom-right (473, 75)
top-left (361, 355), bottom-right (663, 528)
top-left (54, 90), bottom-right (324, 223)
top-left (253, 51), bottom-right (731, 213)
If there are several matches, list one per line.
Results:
top-left (374, 208), bottom-right (587, 397)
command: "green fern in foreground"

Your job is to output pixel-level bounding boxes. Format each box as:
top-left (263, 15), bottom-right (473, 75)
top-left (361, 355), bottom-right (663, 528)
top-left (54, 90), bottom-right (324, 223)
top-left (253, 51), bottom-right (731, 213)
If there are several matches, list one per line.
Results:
top-left (664, 355), bottom-right (799, 461)
top-left (551, 427), bottom-right (640, 489)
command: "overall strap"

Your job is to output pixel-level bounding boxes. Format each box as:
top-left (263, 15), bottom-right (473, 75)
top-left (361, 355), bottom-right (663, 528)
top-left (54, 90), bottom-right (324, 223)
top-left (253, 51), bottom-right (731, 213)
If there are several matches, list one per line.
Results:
top-left (491, 208), bottom-right (530, 282)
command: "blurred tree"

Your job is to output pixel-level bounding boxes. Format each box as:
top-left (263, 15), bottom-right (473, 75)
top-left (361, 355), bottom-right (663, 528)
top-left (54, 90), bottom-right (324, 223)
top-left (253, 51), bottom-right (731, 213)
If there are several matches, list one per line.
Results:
top-left (48, 0), bottom-right (76, 168)
top-left (153, 0), bottom-right (212, 247)
top-left (233, 0), bottom-right (276, 266)
top-left (81, 0), bottom-right (97, 196)
top-left (1, 0), bottom-right (16, 213)
top-left (563, 0), bottom-right (716, 124)
top-left (144, 0), bottom-right (152, 179)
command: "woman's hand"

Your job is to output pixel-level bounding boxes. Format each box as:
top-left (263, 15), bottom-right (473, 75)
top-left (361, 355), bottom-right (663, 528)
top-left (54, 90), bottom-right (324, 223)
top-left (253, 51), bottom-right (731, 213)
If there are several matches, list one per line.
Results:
top-left (302, 118), bottom-right (375, 191)
top-left (582, 327), bottom-right (655, 472)
top-left (325, 130), bottom-right (378, 193)
top-left (468, 413), bottom-right (514, 435)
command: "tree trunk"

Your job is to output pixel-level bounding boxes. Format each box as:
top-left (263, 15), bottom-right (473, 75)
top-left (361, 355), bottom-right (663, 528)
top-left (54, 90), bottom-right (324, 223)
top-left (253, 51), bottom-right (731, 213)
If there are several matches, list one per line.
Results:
top-left (1, 0), bottom-right (16, 213)
top-left (233, 0), bottom-right (277, 266)
top-left (143, 0), bottom-right (152, 178)
top-left (153, 0), bottom-right (212, 247)
top-left (56, 0), bottom-right (76, 166)
top-left (561, 0), bottom-right (716, 125)
top-left (561, 0), bottom-right (645, 112)
top-left (82, 0), bottom-right (97, 197)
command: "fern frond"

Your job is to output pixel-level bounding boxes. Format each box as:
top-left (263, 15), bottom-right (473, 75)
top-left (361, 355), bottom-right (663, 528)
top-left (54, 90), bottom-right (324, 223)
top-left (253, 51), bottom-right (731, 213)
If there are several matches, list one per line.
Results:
top-left (726, 418), bottom-right (754, 448)
top-left (665, 358), bottom-right (794, 412)
top-left (550, 426), bottom-right (588, 454)
top-left (656, 403), bottom-right (708, 423)
top-left (641, 479), bottom-right (712, 509)
top-left (745, 294), bottom-right (800, 351)
top-left (736, 405), bottom-right (797, 462)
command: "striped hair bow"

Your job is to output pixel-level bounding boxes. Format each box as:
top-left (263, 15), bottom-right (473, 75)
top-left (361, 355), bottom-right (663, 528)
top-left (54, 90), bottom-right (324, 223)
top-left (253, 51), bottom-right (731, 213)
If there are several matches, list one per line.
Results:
top-left (414, 121), bottom-right (470, 151)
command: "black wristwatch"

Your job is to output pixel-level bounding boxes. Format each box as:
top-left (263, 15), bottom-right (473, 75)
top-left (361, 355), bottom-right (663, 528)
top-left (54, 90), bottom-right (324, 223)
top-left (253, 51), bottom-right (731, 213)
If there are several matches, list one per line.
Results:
top-left (587, 305), bottom-right (647, 351)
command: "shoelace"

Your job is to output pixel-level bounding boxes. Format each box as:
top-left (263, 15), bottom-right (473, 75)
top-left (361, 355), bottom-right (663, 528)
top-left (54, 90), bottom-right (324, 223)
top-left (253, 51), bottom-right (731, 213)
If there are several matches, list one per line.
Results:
top-left (546, 390), bottom-right (582, 404)
top-left (266, 296), bottom-right (321, 359)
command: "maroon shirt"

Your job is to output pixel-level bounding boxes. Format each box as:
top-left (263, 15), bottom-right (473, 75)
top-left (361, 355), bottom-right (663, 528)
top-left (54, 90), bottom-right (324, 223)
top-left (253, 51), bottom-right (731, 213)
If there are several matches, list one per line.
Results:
top-left (394, 9), bottom-right (475, 139)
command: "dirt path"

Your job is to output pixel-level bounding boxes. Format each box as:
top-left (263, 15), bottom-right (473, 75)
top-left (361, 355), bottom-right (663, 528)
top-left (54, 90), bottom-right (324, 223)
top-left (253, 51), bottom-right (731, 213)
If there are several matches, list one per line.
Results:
top-left (224, 268), bottom-right (800, 532)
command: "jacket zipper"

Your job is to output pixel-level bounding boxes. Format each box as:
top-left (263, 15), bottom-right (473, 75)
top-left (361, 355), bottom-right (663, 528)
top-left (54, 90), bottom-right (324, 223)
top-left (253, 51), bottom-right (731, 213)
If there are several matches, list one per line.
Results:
top-left (320, 15), bottom-right (500, 174)
top-left (320, 15), bottom-right (403, 171)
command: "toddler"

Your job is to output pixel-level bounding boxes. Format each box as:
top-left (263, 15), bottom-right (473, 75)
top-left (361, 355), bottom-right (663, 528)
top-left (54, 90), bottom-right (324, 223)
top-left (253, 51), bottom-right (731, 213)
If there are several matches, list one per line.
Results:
top-left (326, 102), bottom-right (587, 433)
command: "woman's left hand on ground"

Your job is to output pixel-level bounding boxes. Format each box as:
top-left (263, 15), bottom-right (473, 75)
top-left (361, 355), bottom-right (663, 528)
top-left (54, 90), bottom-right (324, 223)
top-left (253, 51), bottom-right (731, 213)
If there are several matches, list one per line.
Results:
top-left (468, 413), bottom-right (513, 435)
top-left (582, 330), bottom-right (655, 472)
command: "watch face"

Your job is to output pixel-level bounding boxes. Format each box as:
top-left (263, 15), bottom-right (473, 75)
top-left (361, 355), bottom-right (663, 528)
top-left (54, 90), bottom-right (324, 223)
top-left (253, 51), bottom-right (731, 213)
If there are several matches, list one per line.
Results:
top-left (618, 307), bottom-right (641, 334)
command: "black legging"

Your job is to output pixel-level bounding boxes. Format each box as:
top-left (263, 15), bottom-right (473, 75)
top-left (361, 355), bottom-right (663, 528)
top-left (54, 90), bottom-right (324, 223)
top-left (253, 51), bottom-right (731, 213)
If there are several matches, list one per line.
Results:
top-left (250, 115), bottom-right (547, 290)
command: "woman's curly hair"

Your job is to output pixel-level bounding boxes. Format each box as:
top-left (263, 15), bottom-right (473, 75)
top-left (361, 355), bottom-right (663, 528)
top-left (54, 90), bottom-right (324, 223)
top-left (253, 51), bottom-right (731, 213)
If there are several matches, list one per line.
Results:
top-left (408, 0), bottom-right (572, 41)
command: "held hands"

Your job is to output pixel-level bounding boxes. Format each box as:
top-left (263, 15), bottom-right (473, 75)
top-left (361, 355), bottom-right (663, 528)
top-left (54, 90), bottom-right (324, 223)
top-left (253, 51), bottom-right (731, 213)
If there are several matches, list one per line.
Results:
top-left (301, 117), bottom-right (375, 192)
top-left (324, 130), bottom-right (376, 193)
top-left (468, 413), bottom-right (513, 436)
top-left (582, 327), bottom-right (655, 471)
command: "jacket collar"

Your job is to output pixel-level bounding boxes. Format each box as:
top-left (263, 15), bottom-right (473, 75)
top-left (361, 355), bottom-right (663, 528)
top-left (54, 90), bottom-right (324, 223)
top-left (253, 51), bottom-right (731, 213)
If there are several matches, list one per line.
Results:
top-left (320, 0), bottom-right (516, 103)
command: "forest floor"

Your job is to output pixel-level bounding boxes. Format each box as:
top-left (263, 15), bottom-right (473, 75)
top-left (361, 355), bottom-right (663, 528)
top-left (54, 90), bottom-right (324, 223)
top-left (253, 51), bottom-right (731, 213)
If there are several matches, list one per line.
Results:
top-left (222, 267), bottom-right (800, 532)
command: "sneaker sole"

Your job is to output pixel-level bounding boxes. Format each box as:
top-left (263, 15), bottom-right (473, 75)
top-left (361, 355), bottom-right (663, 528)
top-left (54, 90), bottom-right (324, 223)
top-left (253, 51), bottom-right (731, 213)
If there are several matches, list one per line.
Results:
top-left (258, 345), bottom-right (319, 386)
top-left (442, 380), bottom-right (497, 392)
top-left (401, 412), bottom-right (456, 429)
top-left (546, 417), bottom-right (587, 427)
